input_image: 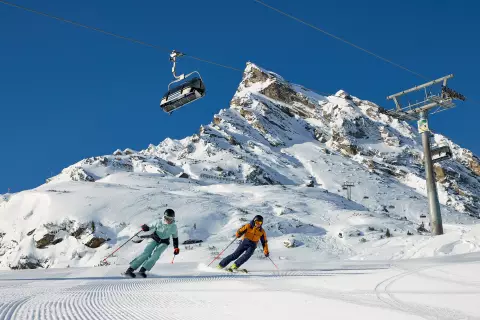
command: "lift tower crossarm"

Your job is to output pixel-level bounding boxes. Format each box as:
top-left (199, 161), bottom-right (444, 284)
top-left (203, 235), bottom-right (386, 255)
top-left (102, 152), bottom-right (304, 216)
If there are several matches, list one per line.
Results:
top-left (387, 74), bottom-right (454, 101)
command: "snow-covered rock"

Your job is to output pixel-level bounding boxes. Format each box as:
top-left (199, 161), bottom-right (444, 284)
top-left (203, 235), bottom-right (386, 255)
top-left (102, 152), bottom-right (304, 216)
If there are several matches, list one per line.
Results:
top-left (283, 237), bottom-right (297, 248)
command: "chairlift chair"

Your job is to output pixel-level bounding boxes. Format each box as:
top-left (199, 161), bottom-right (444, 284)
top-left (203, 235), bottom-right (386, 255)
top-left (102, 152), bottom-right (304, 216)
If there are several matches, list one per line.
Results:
top-left (431, 145), bottom-right (452, 164)
top-left (160, 50), bottom-right (206, 115)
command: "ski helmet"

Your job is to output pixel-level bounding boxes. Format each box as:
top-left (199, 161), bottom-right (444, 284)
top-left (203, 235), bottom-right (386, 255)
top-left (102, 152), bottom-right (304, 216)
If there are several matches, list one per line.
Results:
top-left (253, 215), bottom-right (263, 223)
top-left (164, 209), bottom-right (175, 220)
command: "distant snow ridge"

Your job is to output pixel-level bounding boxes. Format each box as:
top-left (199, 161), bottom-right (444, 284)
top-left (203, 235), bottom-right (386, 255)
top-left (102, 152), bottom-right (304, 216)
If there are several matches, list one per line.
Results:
top-left (1, 62), bottom-right (479, 270)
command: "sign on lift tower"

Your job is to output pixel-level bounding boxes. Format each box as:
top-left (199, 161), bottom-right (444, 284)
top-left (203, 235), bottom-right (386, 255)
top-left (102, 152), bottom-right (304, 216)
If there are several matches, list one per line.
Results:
top-left (386, 75), bottom-right (466, 235)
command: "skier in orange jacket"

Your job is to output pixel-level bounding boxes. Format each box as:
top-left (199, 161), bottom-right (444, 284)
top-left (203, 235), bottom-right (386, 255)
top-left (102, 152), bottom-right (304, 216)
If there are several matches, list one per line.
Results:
top-left (217, 215), bottom-right (269, 271)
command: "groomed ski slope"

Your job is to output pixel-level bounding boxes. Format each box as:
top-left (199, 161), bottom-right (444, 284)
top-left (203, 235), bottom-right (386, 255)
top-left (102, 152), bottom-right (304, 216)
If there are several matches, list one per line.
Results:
top-left (0, 253), bottom-right (479, 320)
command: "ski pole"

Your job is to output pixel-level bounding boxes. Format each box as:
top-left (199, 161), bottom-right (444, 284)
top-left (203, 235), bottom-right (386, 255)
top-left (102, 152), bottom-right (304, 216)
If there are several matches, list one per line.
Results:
top-left (207, 237), bottom-right (237, 267)
top-left (268, 256), bottom-right (279, 270)
top-left (171, 255), bottom-right (176, 264)
top-left (102, 230), bottom-right (142, 263)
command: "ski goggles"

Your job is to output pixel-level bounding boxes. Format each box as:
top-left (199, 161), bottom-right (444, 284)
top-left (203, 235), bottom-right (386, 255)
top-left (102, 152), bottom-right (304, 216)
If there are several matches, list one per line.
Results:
top-left (254, 220), bottom-right (263, 225)
top-left (164, 216), bottom-right (175, 222)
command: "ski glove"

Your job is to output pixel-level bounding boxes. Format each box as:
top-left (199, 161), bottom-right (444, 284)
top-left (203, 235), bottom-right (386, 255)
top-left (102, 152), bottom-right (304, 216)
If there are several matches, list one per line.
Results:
top-left (141, 224), bottom-right (150, 232)
top-left (174, 248), bottom-right (180, 255)
top-left (264, 248), bottom-right (269, 257)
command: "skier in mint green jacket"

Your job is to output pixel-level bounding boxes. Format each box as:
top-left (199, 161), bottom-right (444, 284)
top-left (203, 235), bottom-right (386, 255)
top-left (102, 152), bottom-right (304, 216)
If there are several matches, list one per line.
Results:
top-left (124, 209), bottom-right (180, 278)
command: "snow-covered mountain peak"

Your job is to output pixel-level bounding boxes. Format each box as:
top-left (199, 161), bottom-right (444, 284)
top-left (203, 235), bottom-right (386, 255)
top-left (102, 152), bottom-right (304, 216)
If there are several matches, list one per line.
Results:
top-left (41, 62), bottom-right (480, 217)
top-left (42, 62), bottom-right (480, 216)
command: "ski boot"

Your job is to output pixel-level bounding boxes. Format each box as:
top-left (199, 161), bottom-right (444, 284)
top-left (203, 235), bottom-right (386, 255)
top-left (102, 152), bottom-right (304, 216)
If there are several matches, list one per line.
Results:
top-left (227, 263), bottom-right (238, 272)
top-left (138, 267), bottom-right (147, 278)
top-left (124, 267), bottom-right (136, 278)
top-left (216, 264), bottom-right (224, 270)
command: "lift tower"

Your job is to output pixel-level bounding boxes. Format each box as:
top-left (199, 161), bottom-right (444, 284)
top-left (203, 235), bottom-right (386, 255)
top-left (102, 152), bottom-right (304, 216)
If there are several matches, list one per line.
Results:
top-left (386, 75), bottom-right (466, 235)
top-left (342, 182), bottom-right (355, 201)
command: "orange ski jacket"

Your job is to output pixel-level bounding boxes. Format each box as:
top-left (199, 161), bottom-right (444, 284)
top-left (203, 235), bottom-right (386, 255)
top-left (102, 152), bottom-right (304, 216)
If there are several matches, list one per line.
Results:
top-left (236, 221), bottom-right (269, 254)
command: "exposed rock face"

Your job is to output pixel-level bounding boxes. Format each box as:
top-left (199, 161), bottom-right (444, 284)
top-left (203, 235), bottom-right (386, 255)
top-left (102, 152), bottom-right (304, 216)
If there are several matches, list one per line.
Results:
top-left (245, 166), bottom-right (277, 185)
top-left (73, 168), bottom-right (95, 182)
top-left (26, 220), bottom-right (110, 251)
top-left (36, 234), bottom-right (55, 249)
top-left (242, 64), bottom-right (270, 87)
top-left (261, 81), bottom-right (317, 110)
top-left (467, 156), bottom-right (480, 176)
top-left (71, 227), bottom-right (87, 239)
top-left (85, 237), bottom-right (108, 249)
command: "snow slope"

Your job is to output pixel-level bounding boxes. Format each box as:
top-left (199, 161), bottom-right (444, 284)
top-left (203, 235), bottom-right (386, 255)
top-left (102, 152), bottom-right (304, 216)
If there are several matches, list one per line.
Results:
top-left (1, 62), bottom-right (479, 270)
top-left (0, 253), bottom-right (479, 319)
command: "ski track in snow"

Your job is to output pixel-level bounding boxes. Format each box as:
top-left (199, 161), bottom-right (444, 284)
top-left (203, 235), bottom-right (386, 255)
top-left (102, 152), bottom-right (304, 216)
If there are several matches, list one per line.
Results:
top-left (388, 265), bottom-right (480, 319)
top-left (0, 259), bottom-right (479, 320)
top-left (373, 265), bottom-right (467, 320)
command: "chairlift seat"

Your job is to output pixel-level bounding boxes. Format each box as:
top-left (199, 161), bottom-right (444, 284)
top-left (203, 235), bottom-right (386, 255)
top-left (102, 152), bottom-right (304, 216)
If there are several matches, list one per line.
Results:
top-left (160, 77), bottom-right (206, 113)
top-left (431, 145), bottom-right (452, 164)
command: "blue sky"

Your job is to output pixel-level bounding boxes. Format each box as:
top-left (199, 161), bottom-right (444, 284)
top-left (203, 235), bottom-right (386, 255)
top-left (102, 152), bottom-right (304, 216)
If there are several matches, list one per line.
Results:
top-left (1, 0), bottom-right (479, 193)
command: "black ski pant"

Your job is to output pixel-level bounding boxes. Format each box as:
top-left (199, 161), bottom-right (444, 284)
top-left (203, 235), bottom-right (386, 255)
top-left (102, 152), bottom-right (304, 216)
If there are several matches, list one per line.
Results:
top-left (219, 239), bottom-right (256, 268)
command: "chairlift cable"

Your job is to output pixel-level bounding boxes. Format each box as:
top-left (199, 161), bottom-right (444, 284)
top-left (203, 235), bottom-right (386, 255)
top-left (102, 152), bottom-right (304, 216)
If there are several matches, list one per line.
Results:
top-left (254, 0), bottom-right (430, 81)
top-left (0, 0), bottom-right (241, 71)
top-left (186, 56), bottom-right (241, 72)
top-left (4, 0), bottom-right (475, 117)
top-left (0, 0), bottom-right (341, 98)
top-left (1, 0), bottom-right (474, 102)
top-left (255, 1), bottom-right (480, 108)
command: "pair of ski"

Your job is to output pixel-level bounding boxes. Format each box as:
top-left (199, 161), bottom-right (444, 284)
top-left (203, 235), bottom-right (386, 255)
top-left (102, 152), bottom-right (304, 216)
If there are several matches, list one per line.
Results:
top-left (222, 267), bottom-right (248, 274)
top-left (121, 269), bottom-right (248, 278)
top-left (121, 265), bottom-right (249, 278)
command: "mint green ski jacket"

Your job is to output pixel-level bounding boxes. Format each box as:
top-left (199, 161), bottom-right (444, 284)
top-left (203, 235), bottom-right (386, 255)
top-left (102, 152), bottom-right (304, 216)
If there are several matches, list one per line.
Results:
top-left (148, 218), bottom-right (178, 241)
